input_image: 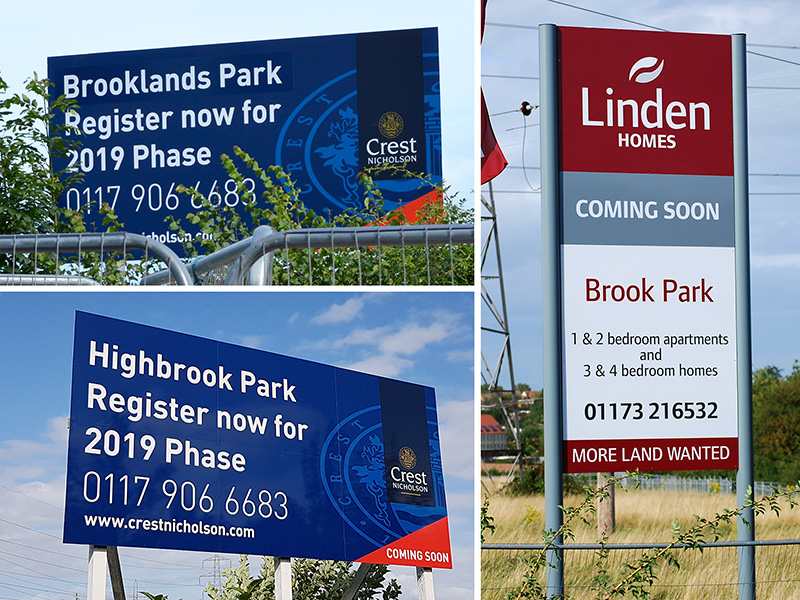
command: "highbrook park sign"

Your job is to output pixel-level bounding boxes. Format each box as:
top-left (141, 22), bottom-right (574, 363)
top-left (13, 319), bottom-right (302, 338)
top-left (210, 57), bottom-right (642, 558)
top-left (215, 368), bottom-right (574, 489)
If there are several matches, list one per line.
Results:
top-left (64, 312), bottom-right (452, 569)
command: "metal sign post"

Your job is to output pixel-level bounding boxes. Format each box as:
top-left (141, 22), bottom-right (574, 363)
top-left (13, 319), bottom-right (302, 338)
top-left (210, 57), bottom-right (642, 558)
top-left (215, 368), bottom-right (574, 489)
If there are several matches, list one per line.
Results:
top-left (538, 24), bottom-right (564, 598)
top-left (732, 33), bottom-right (755, 600)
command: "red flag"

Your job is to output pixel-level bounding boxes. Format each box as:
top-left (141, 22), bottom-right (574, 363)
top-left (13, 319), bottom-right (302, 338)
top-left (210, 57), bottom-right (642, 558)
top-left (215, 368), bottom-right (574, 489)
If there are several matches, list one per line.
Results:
top-left (481, 89), bottom-right (507, 184)
top-left (480, 0), bottom-right (507, 184)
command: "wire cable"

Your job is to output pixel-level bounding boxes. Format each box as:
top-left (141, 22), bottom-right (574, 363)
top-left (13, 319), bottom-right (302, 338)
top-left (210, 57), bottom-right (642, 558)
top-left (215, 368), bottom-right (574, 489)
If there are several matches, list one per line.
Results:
top-left (0, 483), bottom-right (62, 511)
top-left (546, 0), bottom-right (800, 68)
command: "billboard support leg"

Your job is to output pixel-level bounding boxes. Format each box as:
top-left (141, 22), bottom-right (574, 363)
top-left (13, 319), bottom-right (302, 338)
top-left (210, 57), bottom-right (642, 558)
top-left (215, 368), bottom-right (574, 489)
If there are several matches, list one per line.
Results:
top-left (274, 556), bottom-right (292, 600)
top-left (342, 563), bottom-right (374, 600)
top-left (87, 546), bottom-right (107, 600)
top-left (107, 546), bottom-right (126, 600)
top-left (416, 567), bottom-right (435, 600)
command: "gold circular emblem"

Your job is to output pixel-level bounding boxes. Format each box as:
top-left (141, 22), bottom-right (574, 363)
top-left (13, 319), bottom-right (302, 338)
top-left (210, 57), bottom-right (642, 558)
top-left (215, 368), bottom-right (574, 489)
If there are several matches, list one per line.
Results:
top-left (378, 111), bottom-right (404, 139)
top-left (398, 446), bottom-right (417, 469)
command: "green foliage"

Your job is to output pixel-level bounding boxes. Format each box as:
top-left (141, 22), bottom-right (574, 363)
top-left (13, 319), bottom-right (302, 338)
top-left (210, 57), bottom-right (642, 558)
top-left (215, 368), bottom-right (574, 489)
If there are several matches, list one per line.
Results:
top-left (0, 73), bottom-right (166, 282)
top-left (203, 555), bottom-right (401, 600)
top-left (141, 593), bottom-right (171, 600)
top-left (504, 464), bottom-right (545, 495)
top-left (167, 146), bottom-right (473, 285)
top-left (482, 496), bottom-right (496, 543)
top-left (0, 73), bottom-right (87, 273)
top-left (519, 402), bottom-right (544, 458)
top-left (504, 473), bottom-right (800, 600)
top-left (0, 73), bottom-right (81, 236)
top-left (753, 362), bottom-right (800, 484)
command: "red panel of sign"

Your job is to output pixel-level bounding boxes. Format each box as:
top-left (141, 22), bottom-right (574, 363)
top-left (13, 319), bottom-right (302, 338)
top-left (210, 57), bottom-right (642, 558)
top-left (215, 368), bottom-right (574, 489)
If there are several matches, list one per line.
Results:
top-left (559, 27), bottom-right (733, 176)
top-left (565, 437), bottom-right (738, 473)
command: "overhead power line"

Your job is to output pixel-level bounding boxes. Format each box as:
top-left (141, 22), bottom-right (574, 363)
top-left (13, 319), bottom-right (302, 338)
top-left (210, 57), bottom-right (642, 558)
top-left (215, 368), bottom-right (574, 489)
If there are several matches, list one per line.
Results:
top-left (0, 517), bottom-right (60, 540)
top-left (548, 0), bottom-right (666, 30)
top-left (0, 482), bottom-right (61, 511)
top-left (482, 74), bottom-right (539, 81)
top-left (485, 2), bottom-right (800, 68)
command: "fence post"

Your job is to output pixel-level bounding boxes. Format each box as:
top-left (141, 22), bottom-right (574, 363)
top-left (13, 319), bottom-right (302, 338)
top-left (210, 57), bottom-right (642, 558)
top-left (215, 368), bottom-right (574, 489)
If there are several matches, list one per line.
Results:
top-left (597, 472), bottom-right (615, 537)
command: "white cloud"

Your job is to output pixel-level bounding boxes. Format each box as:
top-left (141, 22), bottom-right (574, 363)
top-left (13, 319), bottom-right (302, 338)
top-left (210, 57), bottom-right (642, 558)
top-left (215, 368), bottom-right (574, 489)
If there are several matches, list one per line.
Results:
top-left (346, 355), bottom-right (415, 378)
top-left (445, 348), bottom-right (474, 364)
top-left (331, 326), bottom-right (392, 349)
top-left (311, 296), bottom-right (368, 324)
top-left (378, 320), bottom-right (451, 356)
top-left (751, 253), bottom-right (800, 269)
top-left (337, 312), bottom-right (466, 378)
top-left (236, 334), bottom-right (267, 349)
top-left (437, 400), bottom-right (475, 481)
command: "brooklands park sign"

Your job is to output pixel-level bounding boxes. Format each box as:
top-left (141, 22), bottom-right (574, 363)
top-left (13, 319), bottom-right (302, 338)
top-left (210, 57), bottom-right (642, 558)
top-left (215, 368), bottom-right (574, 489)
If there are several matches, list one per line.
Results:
top-left (48, 29), bottom-right (441, 251)
top-left (63, 312), bottom-right (452, 568)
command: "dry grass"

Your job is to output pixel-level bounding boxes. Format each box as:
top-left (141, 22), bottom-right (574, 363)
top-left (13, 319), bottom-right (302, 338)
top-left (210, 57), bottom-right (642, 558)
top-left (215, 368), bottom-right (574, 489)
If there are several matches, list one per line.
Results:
top-left (482, 482), bottom-right (800, 599)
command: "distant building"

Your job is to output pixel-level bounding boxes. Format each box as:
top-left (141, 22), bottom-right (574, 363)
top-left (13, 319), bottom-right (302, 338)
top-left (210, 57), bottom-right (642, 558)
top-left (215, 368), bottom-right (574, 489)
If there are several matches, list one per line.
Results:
top-left (481, 414), bottom-right (508, 454)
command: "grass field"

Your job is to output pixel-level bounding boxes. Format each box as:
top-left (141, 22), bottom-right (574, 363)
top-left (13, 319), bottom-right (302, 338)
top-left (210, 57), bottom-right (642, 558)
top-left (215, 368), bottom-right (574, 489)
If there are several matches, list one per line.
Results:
top-left (481, 479), bottom-right (800, 599)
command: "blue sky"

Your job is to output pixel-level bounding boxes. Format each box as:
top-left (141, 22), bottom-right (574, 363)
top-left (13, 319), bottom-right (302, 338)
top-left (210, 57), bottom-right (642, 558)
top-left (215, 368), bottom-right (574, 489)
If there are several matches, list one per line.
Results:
top-left (0, 290), bottom-right (474, 600)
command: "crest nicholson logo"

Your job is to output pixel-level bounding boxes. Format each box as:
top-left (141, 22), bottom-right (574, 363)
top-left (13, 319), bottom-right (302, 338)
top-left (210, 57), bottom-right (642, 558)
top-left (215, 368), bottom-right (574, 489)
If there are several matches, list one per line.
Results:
top-left (629, 57), bottom-right (665, 83)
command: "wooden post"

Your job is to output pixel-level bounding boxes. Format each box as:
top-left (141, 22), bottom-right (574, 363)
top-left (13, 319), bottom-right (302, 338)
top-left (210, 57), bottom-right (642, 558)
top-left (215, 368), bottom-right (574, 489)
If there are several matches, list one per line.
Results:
top-left (597, 472), bottom-right (616, 537)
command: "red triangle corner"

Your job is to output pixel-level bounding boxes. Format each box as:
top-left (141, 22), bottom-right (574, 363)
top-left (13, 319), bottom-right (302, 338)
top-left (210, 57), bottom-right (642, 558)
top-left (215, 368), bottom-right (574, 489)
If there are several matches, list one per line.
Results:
top-left (356, 517), bottom-right (453, 569)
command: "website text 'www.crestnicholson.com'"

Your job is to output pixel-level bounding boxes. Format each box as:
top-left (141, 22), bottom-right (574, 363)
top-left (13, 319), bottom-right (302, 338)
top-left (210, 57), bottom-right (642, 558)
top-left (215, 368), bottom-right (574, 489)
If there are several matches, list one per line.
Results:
top-left (83, 514), bottom-right (255, 538)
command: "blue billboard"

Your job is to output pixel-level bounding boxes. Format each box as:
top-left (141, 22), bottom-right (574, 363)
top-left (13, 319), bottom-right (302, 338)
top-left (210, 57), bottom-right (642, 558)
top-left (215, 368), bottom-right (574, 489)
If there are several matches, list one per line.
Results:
top-left (48, 29), bottom-right (441, 251)
top-left (63, 312), bottom-right (452, 568)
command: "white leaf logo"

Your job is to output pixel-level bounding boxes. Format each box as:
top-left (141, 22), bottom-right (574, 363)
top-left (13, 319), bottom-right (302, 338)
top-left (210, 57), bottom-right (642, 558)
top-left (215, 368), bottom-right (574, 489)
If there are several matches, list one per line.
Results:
top-left (629, 57), bottom-right (665, 83)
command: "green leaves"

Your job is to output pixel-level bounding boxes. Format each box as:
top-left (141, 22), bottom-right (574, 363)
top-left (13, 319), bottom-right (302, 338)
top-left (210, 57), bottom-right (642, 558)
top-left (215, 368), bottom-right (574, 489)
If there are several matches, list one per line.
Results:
top-left (201, 555), bottom-right (402, 600)
top-left (166, 148), bottom-right (473, 285)
top-left (502, 474), bottom-right (800, 600)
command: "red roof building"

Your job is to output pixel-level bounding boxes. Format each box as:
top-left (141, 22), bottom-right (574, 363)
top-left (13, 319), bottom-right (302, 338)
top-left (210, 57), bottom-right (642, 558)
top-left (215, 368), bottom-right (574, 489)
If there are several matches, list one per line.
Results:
top-left (481, 414), bottom-right (508, 453)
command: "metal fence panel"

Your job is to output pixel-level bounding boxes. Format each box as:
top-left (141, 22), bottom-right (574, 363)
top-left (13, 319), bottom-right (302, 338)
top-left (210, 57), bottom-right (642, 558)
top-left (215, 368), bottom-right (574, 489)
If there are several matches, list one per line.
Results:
top-left (0, 224), bottom-right (473, 286)
top-left (142, 223), bottom-right (474, 286)
top-left (567, 473), bottom-right (783, 497)
top-left (0, 233), bottom-right (192, 285)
